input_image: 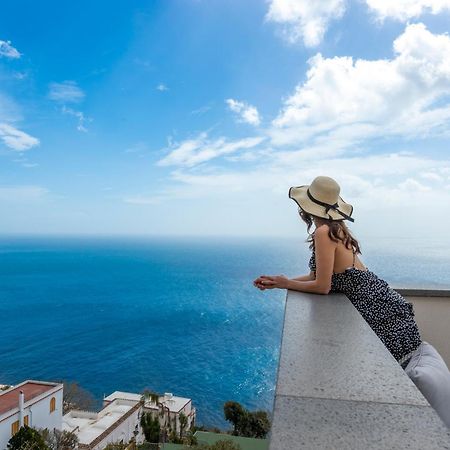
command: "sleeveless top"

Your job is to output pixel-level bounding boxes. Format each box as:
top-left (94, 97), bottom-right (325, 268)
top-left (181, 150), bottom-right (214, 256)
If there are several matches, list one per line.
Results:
top-left (309, 246), bottom-right (422, 362)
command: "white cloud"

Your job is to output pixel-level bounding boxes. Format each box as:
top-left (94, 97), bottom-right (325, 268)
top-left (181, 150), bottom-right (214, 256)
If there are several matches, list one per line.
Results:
top-left (421, 172), bottom-right (443, 181)
top-left (0, 185), bottom-right (48, 201)
top-left (13, 72), bottom-right (28, 80)
top-left (0, 123), bottom-right (40, 151)
top-left (0, 92), bottom-right (22, 123)
top-left (140, 23), bottom-right (450, 237)
top-left (0, 40), bottom-right (21, 58)
top-left (270, 23), bottom-right (450, 147)
top-left (0, 85), bottom-right (39, 153)
top-left (48, 81), bottom-right (85, 103)
top-left (157, 133), bottom-right (265, 167)
top-left (156, 83), bottom-right (169, 91)
top-left (191, 105), bottom-right (212, 115)
top-left (398, 177), bottom-right (431, 191)
top-left (62, 106), bottom-right (92, 132)
top-left (266, 0), bottom-right (346, 47)
top-left (366, 0), bottom-right (450, 21)
top-left (160, 151), bottom-right (450, 209)
top-left (226, 99), bottom-right (261, 126)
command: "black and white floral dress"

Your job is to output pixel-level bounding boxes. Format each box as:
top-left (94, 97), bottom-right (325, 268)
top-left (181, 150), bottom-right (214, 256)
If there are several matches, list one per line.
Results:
top-left (309, 247), bottom-right (422, 362)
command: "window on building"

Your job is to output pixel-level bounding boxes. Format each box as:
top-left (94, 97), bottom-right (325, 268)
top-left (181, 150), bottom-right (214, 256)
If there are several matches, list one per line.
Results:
top-left (50, 397), bottom-right (56, 413)
top-left (11, 420), bottom-right (19, 436)
top-left (24, 415), bottom-right (29, 426)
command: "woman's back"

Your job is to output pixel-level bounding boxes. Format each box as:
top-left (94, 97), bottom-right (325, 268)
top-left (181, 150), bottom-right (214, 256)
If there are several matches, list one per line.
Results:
top-left (309, 242), bottom-right (421, 362)
top-left (333, 240), bottom-right (366, 274)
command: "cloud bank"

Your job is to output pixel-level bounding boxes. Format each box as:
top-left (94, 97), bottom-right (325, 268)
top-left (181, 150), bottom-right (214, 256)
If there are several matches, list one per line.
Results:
top-left (266, 0), bottom-right (346, 47)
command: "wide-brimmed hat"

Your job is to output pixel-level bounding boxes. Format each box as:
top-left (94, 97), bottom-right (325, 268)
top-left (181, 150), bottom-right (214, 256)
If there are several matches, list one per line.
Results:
top-left (289, 176), bottom-right (354, 222)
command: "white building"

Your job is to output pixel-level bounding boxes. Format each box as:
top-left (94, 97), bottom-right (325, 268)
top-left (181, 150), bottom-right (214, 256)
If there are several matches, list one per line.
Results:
top-left (63, 398), bottom-right (144, 449)
top-left (0, 380), bottom-right (63, 449)
top-left (103, 391), bottom-right (196, 436)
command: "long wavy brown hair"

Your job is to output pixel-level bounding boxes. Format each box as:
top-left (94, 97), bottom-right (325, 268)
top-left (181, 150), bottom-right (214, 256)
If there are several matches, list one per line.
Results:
top-left (299, 209), bottom-right (361, 254)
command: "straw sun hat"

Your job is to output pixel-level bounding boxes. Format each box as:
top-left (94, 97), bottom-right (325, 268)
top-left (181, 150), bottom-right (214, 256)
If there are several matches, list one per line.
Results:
top-left (289, 176), bottom-right (354, 222)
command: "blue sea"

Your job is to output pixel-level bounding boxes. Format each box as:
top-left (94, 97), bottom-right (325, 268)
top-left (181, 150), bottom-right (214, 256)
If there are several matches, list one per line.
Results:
top-left (1, 236), bottom-right (449, 428)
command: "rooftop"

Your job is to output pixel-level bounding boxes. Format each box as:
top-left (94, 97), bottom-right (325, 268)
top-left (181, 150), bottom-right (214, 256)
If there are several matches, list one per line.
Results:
top-left (268, 290), bottom-right (450, 449)
top-left (0, 380), bottom-right (61, 417)
top-left (104, 390), bottom-right (191, 413)
top-left (63, 399), bottom-right (139, 445)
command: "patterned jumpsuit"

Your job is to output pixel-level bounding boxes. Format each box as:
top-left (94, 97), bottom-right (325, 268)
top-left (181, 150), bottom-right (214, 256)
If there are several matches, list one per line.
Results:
top-left (309, 246), bottom-right (422, 363)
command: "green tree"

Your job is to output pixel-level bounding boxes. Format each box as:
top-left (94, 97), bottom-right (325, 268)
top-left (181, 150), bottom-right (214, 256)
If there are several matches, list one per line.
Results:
top-left (247, 410), bottom-right (270, 438)
top-left (141, 390), bottom-right (172, 443)
top-left (223, 402), bottom-right (246, 435)
top-left (179, 411), bottom-right (188, 438)
top-left (104, 443), bottom-right (128, 450)
top-left (140, 412), bottom-right (160, 443)
top-left (168, 429), bottom-right (183, 444)
top-left (7, 426), bottom-right (49, 450)
top-left (40, 428), bottom-right (78, 449)
top-left (223, 402), bottom-right (270, 439)
top-left (182, 430), bottom-right (198, 446)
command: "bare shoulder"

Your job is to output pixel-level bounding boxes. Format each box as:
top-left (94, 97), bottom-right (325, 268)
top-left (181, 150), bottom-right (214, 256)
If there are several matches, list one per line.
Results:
top-left (314, 224), bottom-right (337, 246)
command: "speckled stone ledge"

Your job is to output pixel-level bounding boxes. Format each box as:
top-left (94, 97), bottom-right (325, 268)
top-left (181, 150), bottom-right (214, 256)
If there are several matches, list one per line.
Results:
top-left (396, 288), bottom-right (450, 298)
top-left (269, 291), bottom-right (450, 450)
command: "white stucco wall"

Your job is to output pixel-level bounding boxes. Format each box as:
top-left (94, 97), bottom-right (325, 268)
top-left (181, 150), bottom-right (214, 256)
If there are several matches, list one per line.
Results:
top-left (93, 406), bottom-right (144, 449)
top-left (0, 386), bottom-right (63, 449)
top-left (28, 389), bottom-right (63, 431)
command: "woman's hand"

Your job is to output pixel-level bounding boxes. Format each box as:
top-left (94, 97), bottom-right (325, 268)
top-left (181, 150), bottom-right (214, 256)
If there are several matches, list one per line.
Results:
top-left (253, 275), bottom-right (289, 290)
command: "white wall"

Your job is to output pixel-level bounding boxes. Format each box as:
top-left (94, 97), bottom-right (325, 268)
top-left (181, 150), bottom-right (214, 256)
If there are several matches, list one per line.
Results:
top-left (0, 387), bottom-right (63, 449)
top-left (94, 407), bottom-right (144, 449)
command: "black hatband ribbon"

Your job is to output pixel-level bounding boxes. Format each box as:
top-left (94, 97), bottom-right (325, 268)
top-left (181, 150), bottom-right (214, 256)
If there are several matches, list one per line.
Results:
top-left (307, 189), bottom-right (354, 222)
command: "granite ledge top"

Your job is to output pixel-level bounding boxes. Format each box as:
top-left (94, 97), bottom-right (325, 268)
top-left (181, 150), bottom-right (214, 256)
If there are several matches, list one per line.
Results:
top-left (269, 290), bottom-right (450, 449)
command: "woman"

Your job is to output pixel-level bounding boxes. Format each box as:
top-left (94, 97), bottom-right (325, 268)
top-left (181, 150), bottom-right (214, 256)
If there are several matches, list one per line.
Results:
top-left (253, 175), bottom-right (422, 368)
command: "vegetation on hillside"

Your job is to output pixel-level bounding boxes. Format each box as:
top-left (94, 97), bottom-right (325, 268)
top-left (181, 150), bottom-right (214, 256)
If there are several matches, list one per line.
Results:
top-left (223, 401), bottom-right (270, 438)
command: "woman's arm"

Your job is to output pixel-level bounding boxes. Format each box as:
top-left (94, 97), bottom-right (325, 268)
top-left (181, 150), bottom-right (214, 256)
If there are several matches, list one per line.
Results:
top-left (254, 272), bottom-right (314, 288)
top-left (254, 225), bottom-right (336, 294)
top-left (292, 272), bottom-right (315, 281)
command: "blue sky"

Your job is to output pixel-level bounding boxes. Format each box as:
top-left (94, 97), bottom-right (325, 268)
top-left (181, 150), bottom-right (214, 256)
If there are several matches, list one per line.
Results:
top-left (1, 0), bottom-right (450, 237)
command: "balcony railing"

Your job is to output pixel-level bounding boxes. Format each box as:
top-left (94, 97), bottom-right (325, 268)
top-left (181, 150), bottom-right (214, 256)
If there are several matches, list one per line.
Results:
top-left (268, 289), bottom-right (450, 449)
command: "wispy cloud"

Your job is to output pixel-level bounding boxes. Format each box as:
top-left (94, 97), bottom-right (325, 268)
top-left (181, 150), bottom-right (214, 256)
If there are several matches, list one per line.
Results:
top-left (157, 133), bottom-right (265, 167)
top-left (226, 99), bottom-right (261, 126)
top-left (12, 156), bottom-right (39, 168)
top-left (0, 40), bottom-right (21, 59)
top-left (0, 123), bottom-right (40, 151)
top-left (124, 142), bottom-right (148, 154)
top-left (0, 92), bottom-right (22, 123)
top-left (191, 105), bottom-right (212, 115)
top-left (123, 195), bottom-right (163, 205)
top-left (366, 0), bottom-right (450, 22)
top-left (0, 185), bottom-right (48, 201)
top-left (13, 72), bottom-right (28, 80)
top-left (49, 81), bottom-right (85, 103)
top-left (265, 0), bottom-right (346, 47)
top-left (156, 83), bottom-right (169, 91)
top-left (158, 151), bottom-right (450, 210)
top-left (62, 106), bottom-right (92, 132)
